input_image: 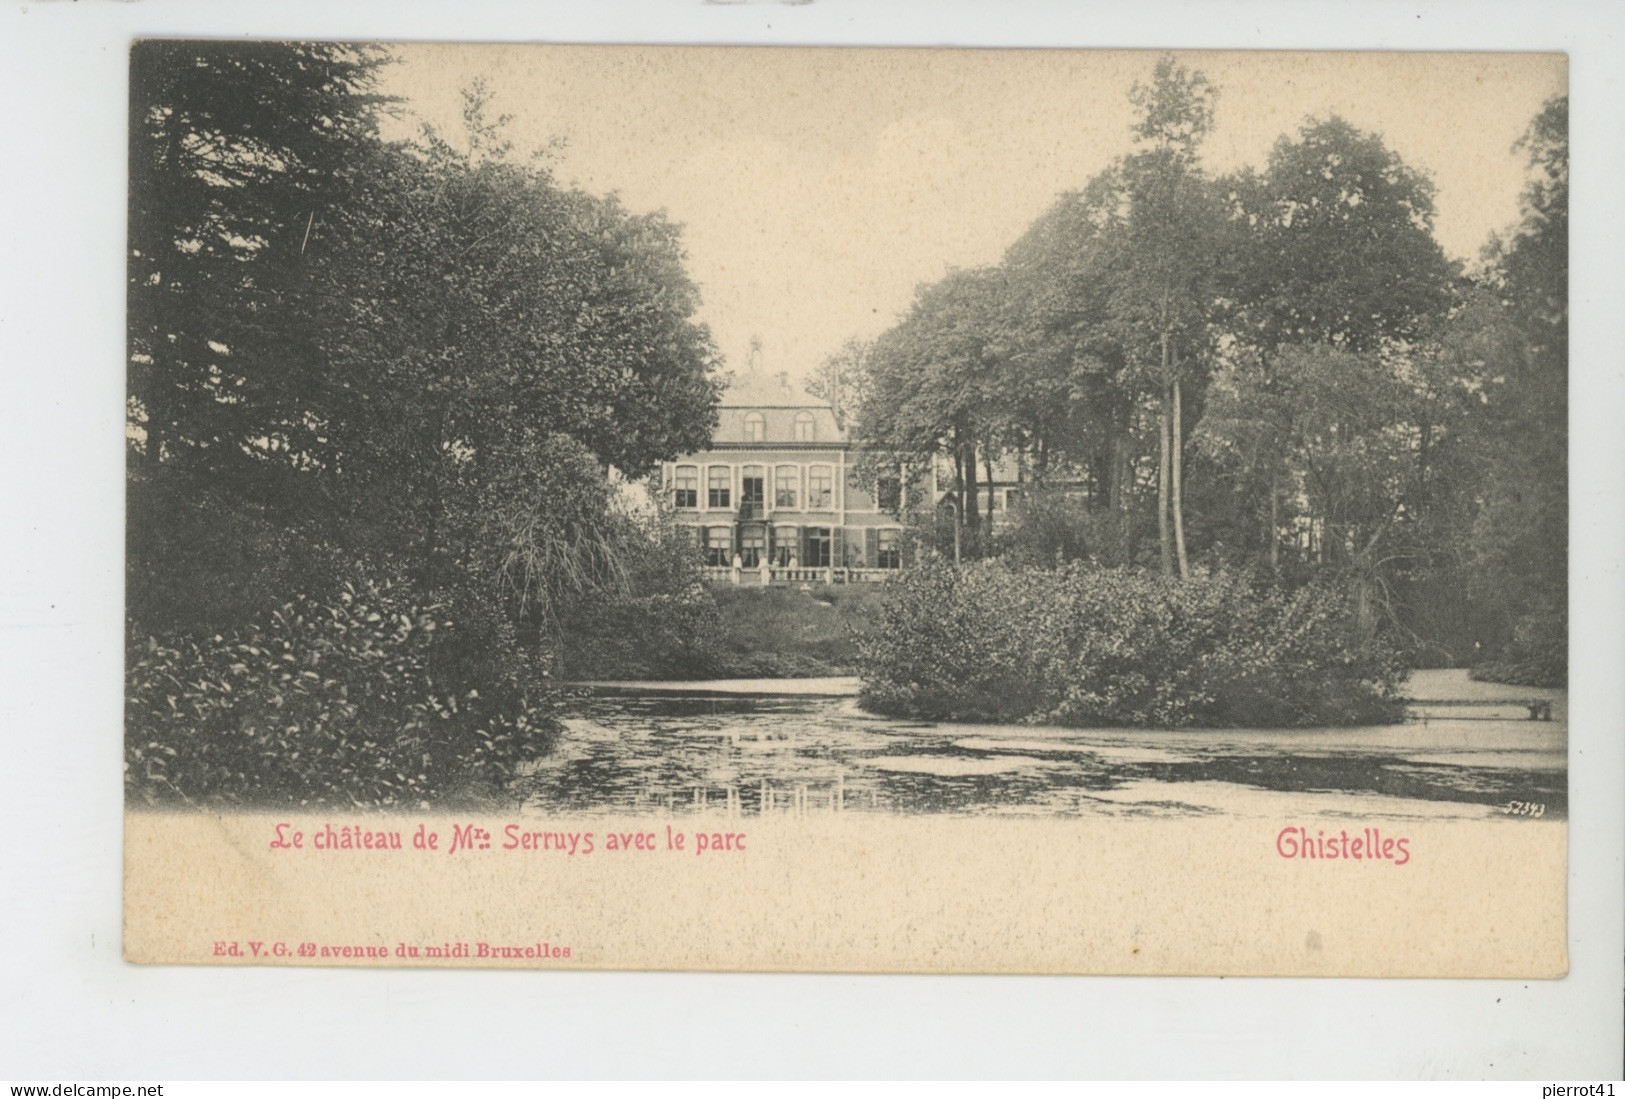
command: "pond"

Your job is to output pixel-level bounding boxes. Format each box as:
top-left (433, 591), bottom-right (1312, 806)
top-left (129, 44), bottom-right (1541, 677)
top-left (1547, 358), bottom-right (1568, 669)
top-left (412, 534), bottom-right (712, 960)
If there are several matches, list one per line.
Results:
top-left (513, 671), bottom-right (1567, 822)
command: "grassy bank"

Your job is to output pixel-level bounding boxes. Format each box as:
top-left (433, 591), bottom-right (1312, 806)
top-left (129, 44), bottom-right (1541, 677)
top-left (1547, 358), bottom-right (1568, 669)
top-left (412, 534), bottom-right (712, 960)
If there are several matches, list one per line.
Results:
top-left (561, 581), bottom-right (888, 680)
top-left (706, 584), bottom-right (885, 677)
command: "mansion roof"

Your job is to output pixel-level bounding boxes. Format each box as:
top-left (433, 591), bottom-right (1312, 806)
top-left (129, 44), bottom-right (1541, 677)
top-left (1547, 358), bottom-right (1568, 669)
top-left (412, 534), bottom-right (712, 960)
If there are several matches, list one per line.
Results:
top-left (710, 369), bottom-right (845, 446)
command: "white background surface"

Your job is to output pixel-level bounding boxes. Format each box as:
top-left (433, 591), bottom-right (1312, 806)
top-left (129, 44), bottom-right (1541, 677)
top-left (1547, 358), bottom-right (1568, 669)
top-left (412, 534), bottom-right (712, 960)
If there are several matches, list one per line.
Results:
top-left (1, 0), bottom-right (1620, 1080)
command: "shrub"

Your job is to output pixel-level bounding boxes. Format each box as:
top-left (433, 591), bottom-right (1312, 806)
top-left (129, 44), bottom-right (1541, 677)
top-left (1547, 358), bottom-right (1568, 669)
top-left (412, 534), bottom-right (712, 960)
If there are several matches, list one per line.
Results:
top-left (708, 585), bottom-right (882, 674)
top-left (126, 582), bottom-right (557, 808)
top-left (553, 505), bottom-right (735, 680)
top-left (560, 580), bottom-right (733, 680)
top-left (996, 490), bottom-right (1127, 567)
top-left (126, 462), bottom-right (357, 637)
top-left (1471, 608), bottom-right (1566, 688)
top-left (858, 561), bottom-right (1407, 727)
top-left (562, 581), bottom-right (888, 680)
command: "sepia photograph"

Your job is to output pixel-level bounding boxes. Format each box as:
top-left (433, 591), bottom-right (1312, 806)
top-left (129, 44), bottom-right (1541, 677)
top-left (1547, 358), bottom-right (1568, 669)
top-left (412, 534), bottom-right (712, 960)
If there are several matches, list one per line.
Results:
top-left (121, 42), bottom-right (1569, 977)
top-left (6, 0), bottom-right (1624, 1080)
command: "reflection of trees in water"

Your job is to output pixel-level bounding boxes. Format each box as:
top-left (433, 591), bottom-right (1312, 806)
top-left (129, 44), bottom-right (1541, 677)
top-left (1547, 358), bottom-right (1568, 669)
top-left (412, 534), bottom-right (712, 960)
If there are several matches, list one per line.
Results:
top-left (509, 694), bottom-right (1565, 820)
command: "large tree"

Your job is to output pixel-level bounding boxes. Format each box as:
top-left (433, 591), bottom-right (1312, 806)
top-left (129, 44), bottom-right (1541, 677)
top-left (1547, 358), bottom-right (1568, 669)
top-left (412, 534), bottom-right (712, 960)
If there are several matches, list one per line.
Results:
top-left (1100, 56), bottom-right (1231, 577)
top-left (129, 60), bottom-right (723, 689)
top-left (127, 40), bottom-right (389, 481)
top-left (805, 337), bottom-right (871, 433)
top-left (997, 182), bottom-right (1149, 563)
top-left (852, 266), bottom-right (1012, 545)
top-left (127, 41), bottom-right (394, 637)
top-left (1231, 116), bottom-right (1455, 354)
top-left (1202, 116), bottom-right (1457, 579)
top-left (284, 87), bottom-right (722, 670)
top-left (852, 57), bottom-right (1234, 574)
top-left (1201, 340), bottom-right (1479, 639)
top-left (1460, 95), bottom-right (1567, 681)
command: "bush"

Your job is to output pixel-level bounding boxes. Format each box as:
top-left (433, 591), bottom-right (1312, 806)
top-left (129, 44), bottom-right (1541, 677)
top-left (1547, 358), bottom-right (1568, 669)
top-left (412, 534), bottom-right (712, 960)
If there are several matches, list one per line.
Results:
top-left (1471, 608), bottom-right (1566, 688)
top-left (560, 580), bottom-right (733, 680)
top-left (126, 582), bottom-right (558, 808)
top-left (562, 581), bottom-right (887, 680)
top-left (127, 462), bottom-right (358, 637)
top-left (708, 585), bottom-right (882, 675)
top-left (858, 561), bottom-right (1408, 727)
top-left (996, 490), bottom-right (1127, 567)
top-left (553, 505), bottom-right (735, 680)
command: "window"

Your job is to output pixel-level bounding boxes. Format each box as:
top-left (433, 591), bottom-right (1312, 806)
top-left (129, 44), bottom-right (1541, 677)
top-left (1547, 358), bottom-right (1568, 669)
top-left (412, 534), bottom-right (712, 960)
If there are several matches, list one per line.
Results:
top-left (741, 466), bottom-right (765, 517)
top-left (673, 465), bottom-right (698, 509)
top-left (707, 466), bottom-right (731, 509)
top-left (794, 411), bottom-right (815, 441)
top-left (743, 412), bottom-right (766, 442)
top-left (738, 527), bottom-right (764, 568)
top-left (876, 475), bottom-right (901, 513)
top-left (705, 527), bottom-right (733, 567)
top-left (878, 528), bottom-right (901, 569)
top-left (773, 525), bottom-right (799, 566)
top-left (774, 465), bottom-right (799, 509)
top-left (1003, 489), bottom-right (1023, 512)
top-left (804, 527), bottom-right (831, 568)
top-left (807, 465), bottom-right (833, 509)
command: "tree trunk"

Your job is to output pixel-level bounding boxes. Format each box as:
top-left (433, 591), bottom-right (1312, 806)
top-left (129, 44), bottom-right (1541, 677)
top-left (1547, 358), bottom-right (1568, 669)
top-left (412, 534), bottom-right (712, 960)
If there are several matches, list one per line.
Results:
top-left (953, 444), bottom-right (965, 521)
top-left (1417, 417), bottom-right (1432, 524)
top-left (1107, 434), bottom-right (1123, 513)
top-left (1157, 383), bottom-right (1173, 577)
top-left (1350, 568), bottom-right (1378, 639)
top-left (1172, 374), bottom-right (1189, 580)
top-left (1268, 477), bottom-right (1280, 572)
top-left (1112, 430), bottom-right (1134, 567)
top-left (963, 435), bottom-right (980, 535)
top-left (984, 450), bottom-right (996, 538)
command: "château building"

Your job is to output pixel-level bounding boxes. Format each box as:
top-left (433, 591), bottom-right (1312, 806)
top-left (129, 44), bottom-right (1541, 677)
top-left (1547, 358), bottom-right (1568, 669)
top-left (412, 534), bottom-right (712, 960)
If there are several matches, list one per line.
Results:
top-left (659, 369), bottom-right (908, 583)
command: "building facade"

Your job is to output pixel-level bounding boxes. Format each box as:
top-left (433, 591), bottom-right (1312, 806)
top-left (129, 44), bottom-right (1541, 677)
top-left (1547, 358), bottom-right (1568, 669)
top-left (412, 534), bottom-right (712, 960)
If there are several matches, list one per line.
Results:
top-left (659, 370), bottom-right (908, 584)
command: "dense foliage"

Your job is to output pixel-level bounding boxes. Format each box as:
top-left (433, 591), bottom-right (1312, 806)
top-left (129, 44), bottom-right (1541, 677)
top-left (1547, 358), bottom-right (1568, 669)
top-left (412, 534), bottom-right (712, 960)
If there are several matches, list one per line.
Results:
top-left (126, 44), bottom-right (723, 805)
top-left (562, 582), bottom-right (882, 680)
top-left (126, 584), bottom-right (555, 808)
top-left (1460, 96), bottom-right (1568, 687)
top-left (859, 562), bottom-right (1406, 728)
top-left (845, 57), bottom-right (1564, 686)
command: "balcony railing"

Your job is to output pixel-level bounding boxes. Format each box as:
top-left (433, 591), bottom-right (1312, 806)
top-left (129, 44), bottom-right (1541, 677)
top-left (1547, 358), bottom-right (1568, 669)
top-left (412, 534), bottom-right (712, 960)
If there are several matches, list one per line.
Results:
top-left (701, 564), bottom-right (899, 585)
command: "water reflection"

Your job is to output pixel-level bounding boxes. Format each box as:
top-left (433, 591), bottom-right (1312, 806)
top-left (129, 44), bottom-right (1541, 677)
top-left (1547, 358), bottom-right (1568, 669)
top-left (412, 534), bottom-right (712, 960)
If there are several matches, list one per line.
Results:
top-left (512, 690), bottom-right (1567, 821)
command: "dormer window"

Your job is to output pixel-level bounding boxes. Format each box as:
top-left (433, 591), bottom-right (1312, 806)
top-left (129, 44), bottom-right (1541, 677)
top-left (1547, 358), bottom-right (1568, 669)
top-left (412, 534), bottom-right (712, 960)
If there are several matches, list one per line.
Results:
top-left (743, 412), bottom-right (766, 442)
top-left (794, 411), bottom-right (815, 441)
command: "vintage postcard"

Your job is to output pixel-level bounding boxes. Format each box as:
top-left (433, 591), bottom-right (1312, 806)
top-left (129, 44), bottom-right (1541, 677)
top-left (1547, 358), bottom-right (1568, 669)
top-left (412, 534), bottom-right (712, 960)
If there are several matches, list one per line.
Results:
top-left (124, 43), bottom-right (1568, 975)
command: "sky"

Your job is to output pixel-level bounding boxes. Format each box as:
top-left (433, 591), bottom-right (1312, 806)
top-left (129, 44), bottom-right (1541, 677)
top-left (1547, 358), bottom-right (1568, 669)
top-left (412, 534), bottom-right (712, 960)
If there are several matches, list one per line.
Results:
top-left (381, 46), bottom-right (1565, 385)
